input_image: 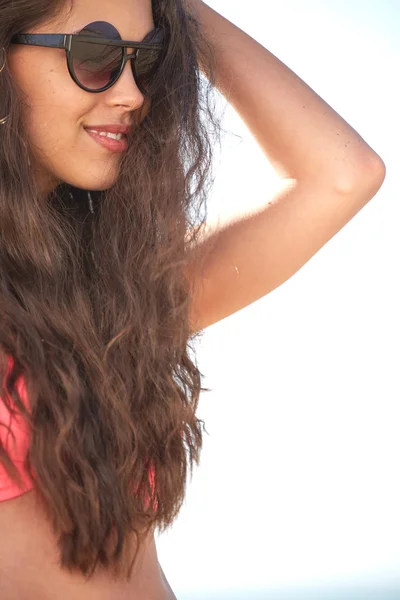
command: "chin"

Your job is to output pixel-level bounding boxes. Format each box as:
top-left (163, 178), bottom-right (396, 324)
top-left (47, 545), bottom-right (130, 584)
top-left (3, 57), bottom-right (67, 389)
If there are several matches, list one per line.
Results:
top-left (60, 169), bottom-right (119, 192)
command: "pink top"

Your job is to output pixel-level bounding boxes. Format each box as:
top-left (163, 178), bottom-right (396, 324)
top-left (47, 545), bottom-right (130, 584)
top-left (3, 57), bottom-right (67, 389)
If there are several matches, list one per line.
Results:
top-left (0, 354), bottom-right (34, 501)
top-left (0, 355), bottom-right (157, 506)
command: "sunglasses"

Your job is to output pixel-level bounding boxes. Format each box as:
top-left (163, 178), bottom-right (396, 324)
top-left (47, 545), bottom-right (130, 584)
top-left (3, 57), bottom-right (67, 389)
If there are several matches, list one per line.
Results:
top-left (11, 21), bottom-right (167, 96)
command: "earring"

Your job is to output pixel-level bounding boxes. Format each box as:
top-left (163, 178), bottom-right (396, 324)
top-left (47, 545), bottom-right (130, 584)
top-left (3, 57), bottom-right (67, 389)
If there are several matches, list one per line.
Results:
top-left (0, 47), bottom-right (10, 126)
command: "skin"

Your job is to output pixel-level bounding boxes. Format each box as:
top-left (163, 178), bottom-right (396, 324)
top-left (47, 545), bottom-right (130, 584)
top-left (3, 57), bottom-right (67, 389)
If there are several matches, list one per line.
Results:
top-left (1, 1), bottom-right (176, 598)
top-left (7, 0), bottom-right (153, 194)
top-left (0, 491), bottom-right (177, 599)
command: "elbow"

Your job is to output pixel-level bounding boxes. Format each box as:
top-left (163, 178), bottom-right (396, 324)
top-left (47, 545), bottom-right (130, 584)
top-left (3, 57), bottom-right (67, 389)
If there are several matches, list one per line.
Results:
top-left (334, 153), bottom-right (387, 197)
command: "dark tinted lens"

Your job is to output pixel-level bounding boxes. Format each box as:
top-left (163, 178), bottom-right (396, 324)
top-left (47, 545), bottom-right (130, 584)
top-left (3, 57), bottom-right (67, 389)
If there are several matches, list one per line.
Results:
top-left (71, 21), bottom-right (123, 90)
top-left (134, 29), bottom-right (165, 94)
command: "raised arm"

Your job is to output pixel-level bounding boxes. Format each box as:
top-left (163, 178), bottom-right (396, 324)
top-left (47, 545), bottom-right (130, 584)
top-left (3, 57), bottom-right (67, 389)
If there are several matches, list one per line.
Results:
top-left (183, 1), bottom-right (386, 333)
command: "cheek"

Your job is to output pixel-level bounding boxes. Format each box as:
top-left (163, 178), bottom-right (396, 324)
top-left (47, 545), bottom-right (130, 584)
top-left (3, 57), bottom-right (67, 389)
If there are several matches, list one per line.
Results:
top-left (9, 49), bottom-right (89, 154)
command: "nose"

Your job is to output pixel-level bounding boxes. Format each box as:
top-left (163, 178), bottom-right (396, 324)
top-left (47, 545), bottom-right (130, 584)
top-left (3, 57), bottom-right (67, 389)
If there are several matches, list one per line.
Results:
top-left (104, 50), bottom-right (145, 110)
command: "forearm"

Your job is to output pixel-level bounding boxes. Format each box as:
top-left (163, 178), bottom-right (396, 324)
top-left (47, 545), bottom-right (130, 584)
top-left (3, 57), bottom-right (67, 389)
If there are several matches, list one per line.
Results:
top-left (187, 1), bottom-right (385, 190)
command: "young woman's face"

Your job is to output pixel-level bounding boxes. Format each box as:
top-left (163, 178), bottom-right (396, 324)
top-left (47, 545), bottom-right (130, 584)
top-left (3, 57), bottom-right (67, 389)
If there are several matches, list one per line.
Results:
top-left (7, 0), bottom-right (154, 193)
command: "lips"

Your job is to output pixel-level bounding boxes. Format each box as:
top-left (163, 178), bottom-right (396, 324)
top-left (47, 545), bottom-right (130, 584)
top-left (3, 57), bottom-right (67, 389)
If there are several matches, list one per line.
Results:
top-left (85, 128), bottom-right (129, 153)
top-left (83, 124), bottom-right (131, 135)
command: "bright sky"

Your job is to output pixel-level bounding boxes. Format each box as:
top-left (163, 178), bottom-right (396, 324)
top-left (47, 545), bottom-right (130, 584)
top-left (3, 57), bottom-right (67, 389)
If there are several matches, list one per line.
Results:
top-left (156, 1), bottom-right (399, 598)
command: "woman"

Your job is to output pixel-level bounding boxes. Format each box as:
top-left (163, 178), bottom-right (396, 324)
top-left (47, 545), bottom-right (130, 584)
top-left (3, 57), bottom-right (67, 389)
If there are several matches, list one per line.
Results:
top-left (0, 0), bottom-right (386, 597)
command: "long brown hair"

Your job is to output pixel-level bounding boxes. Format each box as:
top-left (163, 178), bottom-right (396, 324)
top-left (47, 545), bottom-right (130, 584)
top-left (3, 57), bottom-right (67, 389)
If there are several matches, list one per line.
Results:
top-left (0, 0), bottom-right (224, 580)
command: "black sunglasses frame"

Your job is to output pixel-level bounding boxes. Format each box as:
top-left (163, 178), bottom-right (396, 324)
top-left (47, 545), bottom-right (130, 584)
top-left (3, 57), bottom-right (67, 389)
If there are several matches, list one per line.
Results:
top-left (10, 28), bottom-right (166, 95)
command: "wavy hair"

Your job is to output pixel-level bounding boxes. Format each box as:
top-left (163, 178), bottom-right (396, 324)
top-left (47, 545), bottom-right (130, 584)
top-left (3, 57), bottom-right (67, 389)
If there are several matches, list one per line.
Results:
top-left (0, 0), bottom-right (224, 580)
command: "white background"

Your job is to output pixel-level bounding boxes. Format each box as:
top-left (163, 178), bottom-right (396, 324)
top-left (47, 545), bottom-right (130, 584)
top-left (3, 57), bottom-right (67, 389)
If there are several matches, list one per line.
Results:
top-left (157, 1), bottom-right (399, 598)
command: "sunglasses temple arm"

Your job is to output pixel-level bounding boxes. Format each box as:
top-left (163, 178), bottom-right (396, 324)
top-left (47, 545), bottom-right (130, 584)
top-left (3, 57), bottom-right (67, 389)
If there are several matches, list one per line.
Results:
top-left (11, 34), bottom-right (68, 49)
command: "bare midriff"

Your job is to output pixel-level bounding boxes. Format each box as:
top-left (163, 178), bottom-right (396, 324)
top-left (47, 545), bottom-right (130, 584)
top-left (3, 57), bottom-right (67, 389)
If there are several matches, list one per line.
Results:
top-left (0, 490), bottom-right (176, 600)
